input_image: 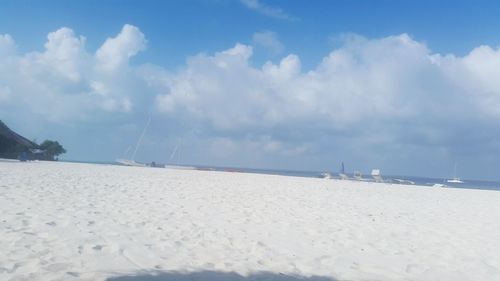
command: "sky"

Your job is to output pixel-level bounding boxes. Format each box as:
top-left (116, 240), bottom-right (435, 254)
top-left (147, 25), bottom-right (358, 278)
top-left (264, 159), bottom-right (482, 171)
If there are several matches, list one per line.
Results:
top-left (2, 0), bottom-right (500, 180)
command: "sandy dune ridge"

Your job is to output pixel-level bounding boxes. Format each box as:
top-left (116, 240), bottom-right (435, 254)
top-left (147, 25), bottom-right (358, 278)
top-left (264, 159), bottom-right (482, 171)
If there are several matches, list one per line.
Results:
top-left (1, 161), bottom-right (500, 281)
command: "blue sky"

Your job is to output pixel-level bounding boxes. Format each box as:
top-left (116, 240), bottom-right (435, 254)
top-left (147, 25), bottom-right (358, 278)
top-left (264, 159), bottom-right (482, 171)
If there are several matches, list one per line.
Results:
top-left (3, 0), bottom-right (500, 64)
top-left (2, 0), bottom-right (500, 180)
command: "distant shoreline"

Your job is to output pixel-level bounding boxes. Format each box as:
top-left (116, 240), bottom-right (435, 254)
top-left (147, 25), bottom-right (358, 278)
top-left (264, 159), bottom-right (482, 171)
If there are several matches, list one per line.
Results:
top-left (54, 159), bottom-right (500, 191)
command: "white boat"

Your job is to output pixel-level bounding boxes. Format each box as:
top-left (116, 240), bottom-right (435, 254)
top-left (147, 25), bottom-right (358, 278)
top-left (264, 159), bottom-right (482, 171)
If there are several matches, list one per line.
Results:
top-left (371, 169), bottom-right (383, 182)
top-left (393, 178), bottom-right (415, 185)
top-left (116, 116), bottom-right (151, 167)
top-left (116, 158), bottom-right (146, 167)
top-left (446, 162), bottom-right (464, 183)
top-left (320, 172), bottom-right (333, 179)
top-left (165, 139), bottom-right (195, 169)
top-left (353, 171), bottom-right (366, 181)
top-left (165, 164), bottom-right (196, 170)
top-left (339, 162), bottom-right (349, 180)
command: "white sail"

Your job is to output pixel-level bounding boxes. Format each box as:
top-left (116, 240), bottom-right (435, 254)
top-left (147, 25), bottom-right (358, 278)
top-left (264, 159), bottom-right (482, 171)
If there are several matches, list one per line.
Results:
top-left (116, 116), bottom-right (151, 167)
top-left (339, 162), bottom-right (349, 180)
top-left (446, 162), bottom-right (464, 183)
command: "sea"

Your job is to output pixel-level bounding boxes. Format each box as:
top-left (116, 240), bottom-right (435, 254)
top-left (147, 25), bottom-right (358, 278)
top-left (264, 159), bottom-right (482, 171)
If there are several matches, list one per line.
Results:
top-left (230, 167), bottom-right (500, 191)
top-left (62, 160), bottom-right (500, 192)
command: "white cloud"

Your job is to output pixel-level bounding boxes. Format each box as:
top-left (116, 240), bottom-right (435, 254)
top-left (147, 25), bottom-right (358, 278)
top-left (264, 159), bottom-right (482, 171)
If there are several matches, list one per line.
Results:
top-left (96, 24), bottom-right (146, 72)
top-left (240, 0), bottom-right (296, 21)
top-left (4, 27), bottom-right (500, 141)
top-left (4, 26), bottom-right (500, 176)
top-left (154, 33), bottom-right (500, 164)
top-left (32, 27), bottom-right (88, 82)
top-left (156, 34), bottom-right (435, 130)
top-left (457, 45), bottom-right (500, 118)
top-left (0, 84), bottom-right (11, 102)
top-left (201, 135), bottom-right (310, 166)
top-left (0, 25), bottom-right (147, 123)
top-left (0, 34), bottom-right (16, 57)
top-left (252, 30), bottom-right (284, 55)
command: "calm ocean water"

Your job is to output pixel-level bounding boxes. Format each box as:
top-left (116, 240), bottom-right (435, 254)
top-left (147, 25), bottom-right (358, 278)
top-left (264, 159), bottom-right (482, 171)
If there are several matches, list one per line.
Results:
top-left (62, 160), bottom-right (500, 192)
top-left (213, 167), bottom-right (500, 192)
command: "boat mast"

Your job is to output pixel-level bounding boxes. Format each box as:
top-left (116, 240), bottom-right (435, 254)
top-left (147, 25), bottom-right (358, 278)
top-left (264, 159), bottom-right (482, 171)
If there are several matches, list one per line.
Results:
top-left (132, 115), bottom-right (152, 162)
top-left (169, 139), bottom-right (181, 164)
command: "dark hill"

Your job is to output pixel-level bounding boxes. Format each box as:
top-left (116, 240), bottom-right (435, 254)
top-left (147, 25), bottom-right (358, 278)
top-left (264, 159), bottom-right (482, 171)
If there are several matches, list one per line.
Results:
top-left (0, 120), bottom-right (40, 159)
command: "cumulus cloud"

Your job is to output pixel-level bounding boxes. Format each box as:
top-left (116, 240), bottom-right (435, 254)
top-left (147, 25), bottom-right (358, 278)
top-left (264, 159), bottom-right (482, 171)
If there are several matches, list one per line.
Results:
top-left (3, 26), bottom-right (500, 177)
top-left (96, 24), bottom-right (146, 72)
top-left (153, 33), bottom-right (500, 165)
top-left (0, 34), bottom-right (16, 57)
top-left (252, 30), bottom-right (284, 55)
top-left (156, 34), bottom-right (432, 129)
top-left (0, 24), bottom-right (147, 123)
top-left (240, 0), bottom-right (296, 21)
top-left (33, 27), bottom-right (87, 82)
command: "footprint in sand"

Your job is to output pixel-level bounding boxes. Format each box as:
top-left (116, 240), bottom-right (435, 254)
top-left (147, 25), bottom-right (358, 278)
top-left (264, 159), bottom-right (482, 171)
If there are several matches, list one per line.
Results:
top-left (67, 271), bottom-right (80, 277)
top-left (45, 263), bottom-right (70, 272)
top-left (314, 255), bottom-right (332, 265)
top-left (406, 264), bottom-right (421, 273)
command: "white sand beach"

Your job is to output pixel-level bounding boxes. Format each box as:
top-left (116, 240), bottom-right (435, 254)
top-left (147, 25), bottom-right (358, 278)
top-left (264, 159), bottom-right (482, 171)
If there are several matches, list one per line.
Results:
top-left (1, 161), bottom-right (500, 281)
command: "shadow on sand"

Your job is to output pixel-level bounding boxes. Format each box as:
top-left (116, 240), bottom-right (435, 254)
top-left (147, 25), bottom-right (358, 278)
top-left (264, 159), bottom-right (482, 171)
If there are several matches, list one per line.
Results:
top-left (106, 270), bottom-right (338, 281)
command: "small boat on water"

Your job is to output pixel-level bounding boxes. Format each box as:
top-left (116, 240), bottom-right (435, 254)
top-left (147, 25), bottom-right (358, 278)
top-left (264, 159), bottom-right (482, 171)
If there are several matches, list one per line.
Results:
top-left (117, 116), bottom-right (151, 167)
top-left (320, 172), bottom-right (333, 179)
top-left (446, 162), bottom-right (464, 183)
top-left (116, 158), bottom-right (147, 167)
top-left (339, 162), bottom-right (349, 180)
top-left (393, 178), bottom-right (415, 185)
top-left (166, 165), bottom-right (196, 170)
top-left (371, 169), bottom-right (383, 182)
top-left (353, 171), bottom-right (366, 181)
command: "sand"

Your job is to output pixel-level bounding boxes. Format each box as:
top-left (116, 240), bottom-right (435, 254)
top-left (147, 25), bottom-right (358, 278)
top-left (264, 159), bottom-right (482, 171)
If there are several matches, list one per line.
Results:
top-left (1, 161), bottom-right (500, 281)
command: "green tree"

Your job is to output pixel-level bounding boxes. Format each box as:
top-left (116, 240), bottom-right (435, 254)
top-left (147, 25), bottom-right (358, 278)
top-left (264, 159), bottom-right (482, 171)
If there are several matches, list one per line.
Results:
top-left (39, 140), bottom-right (66, 160)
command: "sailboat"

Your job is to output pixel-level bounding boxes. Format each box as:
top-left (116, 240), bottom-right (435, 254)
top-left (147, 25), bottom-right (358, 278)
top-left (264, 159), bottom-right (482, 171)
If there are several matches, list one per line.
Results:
top-left (116, 116), bottom-right (151, 167)
top-left (320, 172), bottom-right (333, 179)
top-left (446, 162), bottom-right (464, 183)
top-left (371, 169), bottom-right (383, 182)
top-left (353, 171), bottom-right (364, 181)
top-left (339, 162), bottom-right (349, 180)
top-left (164, 139), bottom-right (196, 170)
